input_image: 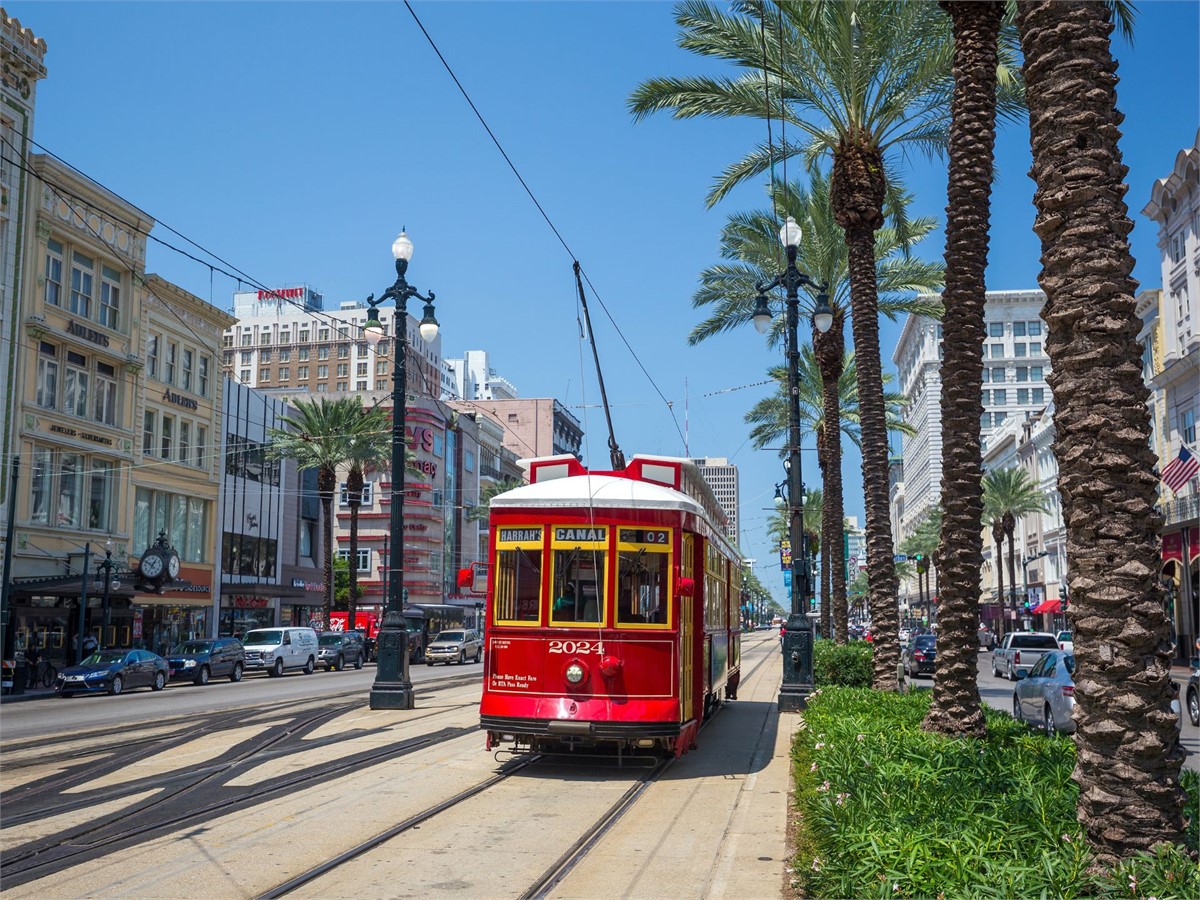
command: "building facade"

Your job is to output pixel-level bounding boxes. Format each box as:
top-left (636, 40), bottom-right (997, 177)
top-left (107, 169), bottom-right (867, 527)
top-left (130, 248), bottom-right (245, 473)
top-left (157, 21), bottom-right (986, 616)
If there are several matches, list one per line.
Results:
top-left (691, 457), bottom-right (739, 541)
top-left (130, 276), bottom-right (231, 654)
top-left (1142, 131), bottom-right (1199, 660)
top-left (0, 9), bottom-right (46, 555)
top-left (468, 397), bottom-right (584, 463)
top-left (6, 154), bottom-right (153, 662)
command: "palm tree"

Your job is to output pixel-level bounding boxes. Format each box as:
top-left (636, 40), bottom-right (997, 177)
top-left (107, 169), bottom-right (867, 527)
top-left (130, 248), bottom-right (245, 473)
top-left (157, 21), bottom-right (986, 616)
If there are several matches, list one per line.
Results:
top-left (982, 467), bottom-right (1048, 619)
top-left (691, 174), bottom-right (942, 648)
top-left (343, 403), bottom-right (392, 632)
top-left (631, 0), bottom-right (965, 689)
top-left (922, 0), bottom-right (1008, 740)
top-left (268, 397), bottom-right (370, 632)
top-left (747, 347), bottom-right (913, 643)
top-left (1016, 0), bottom-right (1184, 860)
top-left (466, 478), bottom-right (524, 524)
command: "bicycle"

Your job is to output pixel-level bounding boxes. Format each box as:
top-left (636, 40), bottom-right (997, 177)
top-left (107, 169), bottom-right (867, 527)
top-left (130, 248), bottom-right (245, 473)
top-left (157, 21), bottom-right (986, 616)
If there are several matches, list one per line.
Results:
top-left (29, 658), bottom-right (57, 689)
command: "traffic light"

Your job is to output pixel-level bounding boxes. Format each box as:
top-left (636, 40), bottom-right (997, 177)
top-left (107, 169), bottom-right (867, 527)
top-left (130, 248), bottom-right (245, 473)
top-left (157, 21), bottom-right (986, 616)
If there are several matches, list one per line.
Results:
top-left (915, 553), bottom-right (928, 574)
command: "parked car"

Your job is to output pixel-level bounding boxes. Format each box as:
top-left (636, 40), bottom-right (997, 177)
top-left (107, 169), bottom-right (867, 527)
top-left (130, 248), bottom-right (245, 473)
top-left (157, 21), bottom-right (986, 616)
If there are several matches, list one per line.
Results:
top-left (166, 638), bottom-right (245, 685)
top-left (978, 625), bottom-right (997, 651)
top-left (56, 649), bottom-right (169, 696)
top-left (1013, 649), bottom-right (1076, 735)
top-left (902, 634), bottom-right (937, 678)
top-left (425, 629), bottom-right (483, 666)
top-left (241, 627), bottom-right (319, 677)
top-left (991, 631), bottom-right (1060, 680)
top-left (1056, 631), bottom-right (1074, 654)
top-left (317, 632), bottom-right (366, 671)
top-left (1186, 668), bottom-right (1199, 728)
top-left (898, 628), bottom-right (913, 650)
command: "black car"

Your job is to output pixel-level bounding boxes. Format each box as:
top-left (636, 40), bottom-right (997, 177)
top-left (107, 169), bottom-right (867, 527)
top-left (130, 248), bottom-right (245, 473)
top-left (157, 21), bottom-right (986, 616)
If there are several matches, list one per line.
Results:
top-left (903, 634), bottom-right (937, 678)
top-left (317, 632), bottom-right (366, 671)
top-left (56, 649), bottom-right (169, 696)
top-left (166, 638), bottom-right (245, 685)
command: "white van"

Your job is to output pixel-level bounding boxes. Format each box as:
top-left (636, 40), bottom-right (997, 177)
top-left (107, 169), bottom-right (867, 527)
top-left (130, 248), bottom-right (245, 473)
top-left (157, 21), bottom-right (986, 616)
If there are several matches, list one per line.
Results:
top-left (240, 627), bottom-right (319, 677)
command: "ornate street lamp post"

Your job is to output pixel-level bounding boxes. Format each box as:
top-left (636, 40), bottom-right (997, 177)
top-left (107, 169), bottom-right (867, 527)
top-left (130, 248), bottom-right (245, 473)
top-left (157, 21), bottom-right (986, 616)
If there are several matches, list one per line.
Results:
top-left (752, 215), bottom-right (833, 713)
top-left (363, 229), bottom-right (440, 710)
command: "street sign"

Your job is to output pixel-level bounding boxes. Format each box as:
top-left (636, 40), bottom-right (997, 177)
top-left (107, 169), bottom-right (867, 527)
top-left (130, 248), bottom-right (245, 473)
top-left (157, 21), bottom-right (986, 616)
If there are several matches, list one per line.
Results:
top-left (894, 554), bottom-right (908, 562)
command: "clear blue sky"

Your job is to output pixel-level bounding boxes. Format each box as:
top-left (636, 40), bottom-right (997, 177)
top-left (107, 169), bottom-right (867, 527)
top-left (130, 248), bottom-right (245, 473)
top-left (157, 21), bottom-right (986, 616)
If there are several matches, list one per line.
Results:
top-left (20, 1), bottom-right (1199, 607)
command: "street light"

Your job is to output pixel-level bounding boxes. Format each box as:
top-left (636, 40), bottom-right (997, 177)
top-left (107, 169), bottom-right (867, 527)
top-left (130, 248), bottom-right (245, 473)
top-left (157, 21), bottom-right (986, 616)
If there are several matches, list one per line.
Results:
top-left (98, 539), bottom-right (115, 650)
top-left (363, 229), bottom-right (440, 711)
top-left (751, 214), bottom-right (831, 713)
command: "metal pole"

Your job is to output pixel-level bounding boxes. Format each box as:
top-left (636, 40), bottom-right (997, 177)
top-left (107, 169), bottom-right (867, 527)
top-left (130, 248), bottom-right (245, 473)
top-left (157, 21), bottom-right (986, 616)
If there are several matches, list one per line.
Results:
top-left (1, 455), bottom-right (19, 664)
top-left (371, 299), bottom-right (414, 709)
top-left (77, 543), bottom-right (91, 663)
top-left (778, 243), bottom-right (814, 713)
top-left (100, 547), bottom-right (113, 650)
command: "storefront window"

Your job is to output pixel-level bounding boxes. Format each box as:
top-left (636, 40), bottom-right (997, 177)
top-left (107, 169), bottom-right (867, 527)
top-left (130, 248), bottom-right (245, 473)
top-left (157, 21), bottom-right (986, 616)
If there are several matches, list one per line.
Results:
top-left (88, 461), bottom-right (113, 530)
top-left (135, 487), bottom-right (151, 549)
top-left (186, 497), bottom-right (206, 562)
top-left (29, 447), bottom-right (51, 524)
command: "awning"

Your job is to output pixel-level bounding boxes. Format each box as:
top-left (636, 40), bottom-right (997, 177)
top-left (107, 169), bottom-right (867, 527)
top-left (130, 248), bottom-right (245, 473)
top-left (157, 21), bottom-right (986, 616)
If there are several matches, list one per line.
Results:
top-left (1031, 599), bottom-right (1062, 614)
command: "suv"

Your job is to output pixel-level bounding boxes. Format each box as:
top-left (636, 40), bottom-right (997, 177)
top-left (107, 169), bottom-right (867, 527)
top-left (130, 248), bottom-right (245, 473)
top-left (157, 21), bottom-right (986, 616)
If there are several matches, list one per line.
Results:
top-left (318, 632), bottom-right (366, 671)
top-left (241, 627), bottom-right (319, 677)
top-left (425, 629), bottom-right (483, 666)
top-left (166, 638), bottom-right (245, 685)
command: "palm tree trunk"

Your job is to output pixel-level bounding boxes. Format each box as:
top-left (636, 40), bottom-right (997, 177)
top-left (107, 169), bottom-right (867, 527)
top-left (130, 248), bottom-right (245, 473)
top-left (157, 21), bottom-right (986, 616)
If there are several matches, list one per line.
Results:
top-left (923, 0), bottom-right (1002, 737)
top-left (815, 313), bottom-right (848, 644)
top-left (817, 435), bottom-right (832, 640)
top-left (832, 134), bottom-right (898, 690)
top-left (1004, 517), bottom-right (1018, 617)
top-left (318, 468), bottom-right (336, 632)
top-left (1017, 0), bottom-right (1185, 861)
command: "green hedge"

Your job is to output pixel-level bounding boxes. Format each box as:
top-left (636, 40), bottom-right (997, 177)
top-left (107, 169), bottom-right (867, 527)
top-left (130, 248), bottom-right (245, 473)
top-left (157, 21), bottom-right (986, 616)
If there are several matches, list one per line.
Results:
top-left (812, 638), bottom-right (873, 687)
top-left (791, 687), bottom-right (1199, 899)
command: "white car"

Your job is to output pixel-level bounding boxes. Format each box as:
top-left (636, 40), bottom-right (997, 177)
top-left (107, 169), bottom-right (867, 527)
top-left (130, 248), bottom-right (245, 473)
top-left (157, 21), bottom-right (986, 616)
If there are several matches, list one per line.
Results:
top-left (1056, 631), bottom-right (1074, 654)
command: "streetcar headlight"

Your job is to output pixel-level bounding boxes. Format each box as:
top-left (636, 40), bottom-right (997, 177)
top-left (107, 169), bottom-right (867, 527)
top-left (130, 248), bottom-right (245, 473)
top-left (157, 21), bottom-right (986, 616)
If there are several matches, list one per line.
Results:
top-left (565, 662), bottom-right (585, 684)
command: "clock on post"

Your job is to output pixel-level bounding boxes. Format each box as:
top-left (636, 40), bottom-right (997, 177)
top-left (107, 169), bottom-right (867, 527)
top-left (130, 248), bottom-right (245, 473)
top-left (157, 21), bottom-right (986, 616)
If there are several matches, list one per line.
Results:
top-left (137, 531), bottom-right (181, 592)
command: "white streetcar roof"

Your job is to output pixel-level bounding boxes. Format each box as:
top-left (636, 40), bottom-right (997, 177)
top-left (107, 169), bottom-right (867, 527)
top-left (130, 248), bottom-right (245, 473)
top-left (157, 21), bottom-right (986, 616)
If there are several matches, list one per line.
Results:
top-left (490, 473), bottom-right (704, 517)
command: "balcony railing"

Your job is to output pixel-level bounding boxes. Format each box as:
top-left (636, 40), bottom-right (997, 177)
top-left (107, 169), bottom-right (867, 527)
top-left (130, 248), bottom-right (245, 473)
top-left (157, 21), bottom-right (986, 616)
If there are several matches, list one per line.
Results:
top-left (1159, 492), bottom-right (1199, 528)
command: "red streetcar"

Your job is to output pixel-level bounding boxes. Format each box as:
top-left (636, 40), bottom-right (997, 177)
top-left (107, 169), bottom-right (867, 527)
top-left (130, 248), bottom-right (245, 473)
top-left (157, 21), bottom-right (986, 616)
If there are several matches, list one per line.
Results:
top-left (479, 454), bottom-right (743, 757)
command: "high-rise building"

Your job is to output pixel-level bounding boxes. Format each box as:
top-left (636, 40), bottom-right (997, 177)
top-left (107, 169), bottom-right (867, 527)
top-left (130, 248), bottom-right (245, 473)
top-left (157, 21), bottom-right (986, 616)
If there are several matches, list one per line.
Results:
top-left (691, 457), bottom-right (739, 541)
top-left (890, 290), bottom-right (1053, 548)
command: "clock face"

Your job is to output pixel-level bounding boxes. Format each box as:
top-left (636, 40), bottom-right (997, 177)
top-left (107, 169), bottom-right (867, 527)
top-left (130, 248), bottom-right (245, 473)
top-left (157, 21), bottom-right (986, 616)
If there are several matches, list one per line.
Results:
top-left (167, 552), bottom-right (181, 579)
top-left (140, 551), bottom-right (164, 579)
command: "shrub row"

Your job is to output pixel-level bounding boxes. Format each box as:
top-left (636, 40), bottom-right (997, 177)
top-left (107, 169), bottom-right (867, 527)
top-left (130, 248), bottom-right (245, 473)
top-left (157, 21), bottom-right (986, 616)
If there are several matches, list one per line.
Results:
top-left (791, 687), bottom-right (1199, 899)
top-left (813, 638), bottom-right (873, 687)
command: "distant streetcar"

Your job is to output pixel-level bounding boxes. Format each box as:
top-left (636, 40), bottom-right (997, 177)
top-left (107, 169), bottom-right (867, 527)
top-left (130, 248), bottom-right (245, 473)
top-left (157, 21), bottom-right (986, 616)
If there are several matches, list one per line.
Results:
top-left (479, 454), bottom-right (743, 757)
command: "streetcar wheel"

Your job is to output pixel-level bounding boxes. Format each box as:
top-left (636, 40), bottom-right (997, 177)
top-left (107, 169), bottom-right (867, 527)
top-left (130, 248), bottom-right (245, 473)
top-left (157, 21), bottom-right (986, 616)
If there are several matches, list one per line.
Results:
top-left (152, 671), bottom-right (166, 692)
top-left (195, 666), bottom-right (210, 686)
top-left (230, 662), bottom-right (243, 683)
top-left (110, 675), bottom-right (124, 695)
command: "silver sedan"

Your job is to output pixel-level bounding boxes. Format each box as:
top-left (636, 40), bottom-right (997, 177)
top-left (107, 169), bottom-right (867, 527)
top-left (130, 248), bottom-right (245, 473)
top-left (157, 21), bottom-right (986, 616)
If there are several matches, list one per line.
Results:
top-left (1012, 649), bottom-right (1076, 736)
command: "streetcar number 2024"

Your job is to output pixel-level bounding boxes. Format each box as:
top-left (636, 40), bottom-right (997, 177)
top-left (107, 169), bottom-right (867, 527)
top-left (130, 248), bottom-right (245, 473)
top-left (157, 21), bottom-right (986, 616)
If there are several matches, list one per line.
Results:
top-left (548, 640), bottom-right (604, 655)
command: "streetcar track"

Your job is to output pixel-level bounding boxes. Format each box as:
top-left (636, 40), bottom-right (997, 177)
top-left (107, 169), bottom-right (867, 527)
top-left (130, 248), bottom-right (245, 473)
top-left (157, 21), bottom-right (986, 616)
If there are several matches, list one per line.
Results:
top-left (0, 723), bottom-right (482, 888)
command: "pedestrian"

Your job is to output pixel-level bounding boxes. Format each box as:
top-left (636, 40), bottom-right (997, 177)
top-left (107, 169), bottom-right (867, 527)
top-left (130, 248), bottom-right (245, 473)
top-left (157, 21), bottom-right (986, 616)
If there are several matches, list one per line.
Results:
top-left (25, 638), bottom-right (40, 688)
top-left (81, 633), bottom-right (98, 661)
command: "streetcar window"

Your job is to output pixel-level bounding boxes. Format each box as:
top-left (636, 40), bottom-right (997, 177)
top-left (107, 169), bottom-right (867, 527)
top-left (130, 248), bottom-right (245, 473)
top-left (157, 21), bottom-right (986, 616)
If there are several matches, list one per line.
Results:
top-left (551, 549), bottom-right (605, 624)
top-left (616, 548), bottom-right (670, 626)
top-left (494, 547), bottom-right (541, 623)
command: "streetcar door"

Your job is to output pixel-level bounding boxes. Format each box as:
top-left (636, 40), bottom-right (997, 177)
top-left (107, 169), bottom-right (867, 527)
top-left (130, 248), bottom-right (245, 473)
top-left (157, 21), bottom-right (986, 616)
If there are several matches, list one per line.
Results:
top-left (681, 595), bottom-right (694, 722)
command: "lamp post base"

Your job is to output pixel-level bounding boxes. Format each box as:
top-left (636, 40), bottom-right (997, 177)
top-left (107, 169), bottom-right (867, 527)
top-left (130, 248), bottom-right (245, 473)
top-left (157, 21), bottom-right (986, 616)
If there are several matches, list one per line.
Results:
top-left (778, 613), bottom-right (814, 713)
top-left (369, 682), bottom-right (415, 710)
top-left (778, 682), bottom-right (811, 712)
top-left (368, 617), bottom-right (414, 710)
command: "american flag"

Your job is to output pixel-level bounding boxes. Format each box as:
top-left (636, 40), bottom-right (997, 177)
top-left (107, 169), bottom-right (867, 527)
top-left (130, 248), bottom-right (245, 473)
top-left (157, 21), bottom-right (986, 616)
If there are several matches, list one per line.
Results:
top-left (1161, 445), bottom-right (1199, 493)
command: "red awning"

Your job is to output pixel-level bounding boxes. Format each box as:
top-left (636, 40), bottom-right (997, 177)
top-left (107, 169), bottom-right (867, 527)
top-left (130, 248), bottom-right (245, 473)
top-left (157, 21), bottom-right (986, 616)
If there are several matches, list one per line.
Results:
top-left (1031, 599), bottom-right (1062, 614)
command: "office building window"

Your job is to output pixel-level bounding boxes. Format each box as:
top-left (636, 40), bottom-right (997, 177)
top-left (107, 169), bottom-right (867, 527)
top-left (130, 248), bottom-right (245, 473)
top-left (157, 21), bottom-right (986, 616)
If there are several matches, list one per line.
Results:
top-left (298, 365), bottom-right (309, 379)
top-left (182, 348), bottom-right (194, 391)
top-left (147, 334), bottom-right (160, 379)
top-left (44, 239), bottom-right (63, 306)
top-left (338, 343), bottom-right (350, 359)
top-left (196, 426), bottom-right (208, 468)
top-left (161, 415), bottom-right (174, 460)
top-left (356, 380), bottom-right (367, 391)
top-left (316, 383), bottom-right (327, 392)
top-left (299, 347), bottom-right (310, 361)
top-left (179, 421), bottom-right (191, 465)
top-left (994, 412), bottom-right (1007, 426)
top-left (278, 349), bottom-right (291, 362)
top-left (317, 365), bottom-right (328, 379)
top-left (143, 410), bottom-right (156, 455)
top-left (198, 356), bottom-right (210, 396)
top-left (279, 367), bottom-right (290, 381)
top-left (336, 363), bottom-right (348, 377)
top-left (56, 452), bottom-right (84, 527)
top-left (1027, 320), bottom-right (1042, 336)
top-left (1031, 366), bottom-right (1044, 381)
top-left (165, 342), bottom-right (177, 383)
top-left (1032, 388), bottom-right (1045, 405)
top-left (1030, 342), bottom-right (1041, 356)
top-left (357, 362), bottom-right (368, 376)
top-left (1016, 367), bottom-right (1029, 382)
top-left (136, 488), bottom-right (211, 563)
top-left (318, 327), bottom-right (330, 341)
top-left (336, 382), bottom-right (348, 392)
top-left (376, 361), bottom-right (388, 375)
top-left (63, 351), bottom-right (89, 418)
top-left (992, 366), bottom-right (1006, 382)
top-left (36, 341), bottom-right (59, 409)
top-left (990, 344), bottom-right (1005, 357)
top-left (1014, 343), bottom-right (1027, 357)
top-left (318, 345), bottom-right (330, 360)
top-left (99, 265), bottom-right (121, 329)
top-left (1012, 321), bottom-right (1026, 337)
top-left (240, 351), bottom-right (252, 365)
top-left (240, 333), bottom-right (251, 347)
top-left (992, 389), bottom-right (1006, 405)
top-left (259, 349), bottom-right (272, 364)
top-left (69, 251), bottom-right (94, 318)
top-left (339, 482), bottom-right (373, 505)
top-left (94, 362), bottom-right (117, 426)
top-left (260, 331), bottom-right (271, 345)
top-left (299, 328), bottom-right (310, 343)
top-left (337, 548), bottom-right (372, 573)
top-left (1017, 388), bottom-right (1029, 405)
top-left (376, 379), bottom-right (387, 390)
top-left (988, 322), bottom-right (1004, 337)
top-left (239, 368), bottom-right (250, 383)
top-left (259, 368), bottom-right (270, 382)
top-left (1183, 409), bottom-right (1197, 445)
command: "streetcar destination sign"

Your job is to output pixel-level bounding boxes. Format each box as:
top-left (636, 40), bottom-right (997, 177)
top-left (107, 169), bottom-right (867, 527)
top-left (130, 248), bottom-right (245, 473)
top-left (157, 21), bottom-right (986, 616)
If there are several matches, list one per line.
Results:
top-left (554, 527), bottom-right (606, 542)
top-left (498, 528), bottom-right (542, 542)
